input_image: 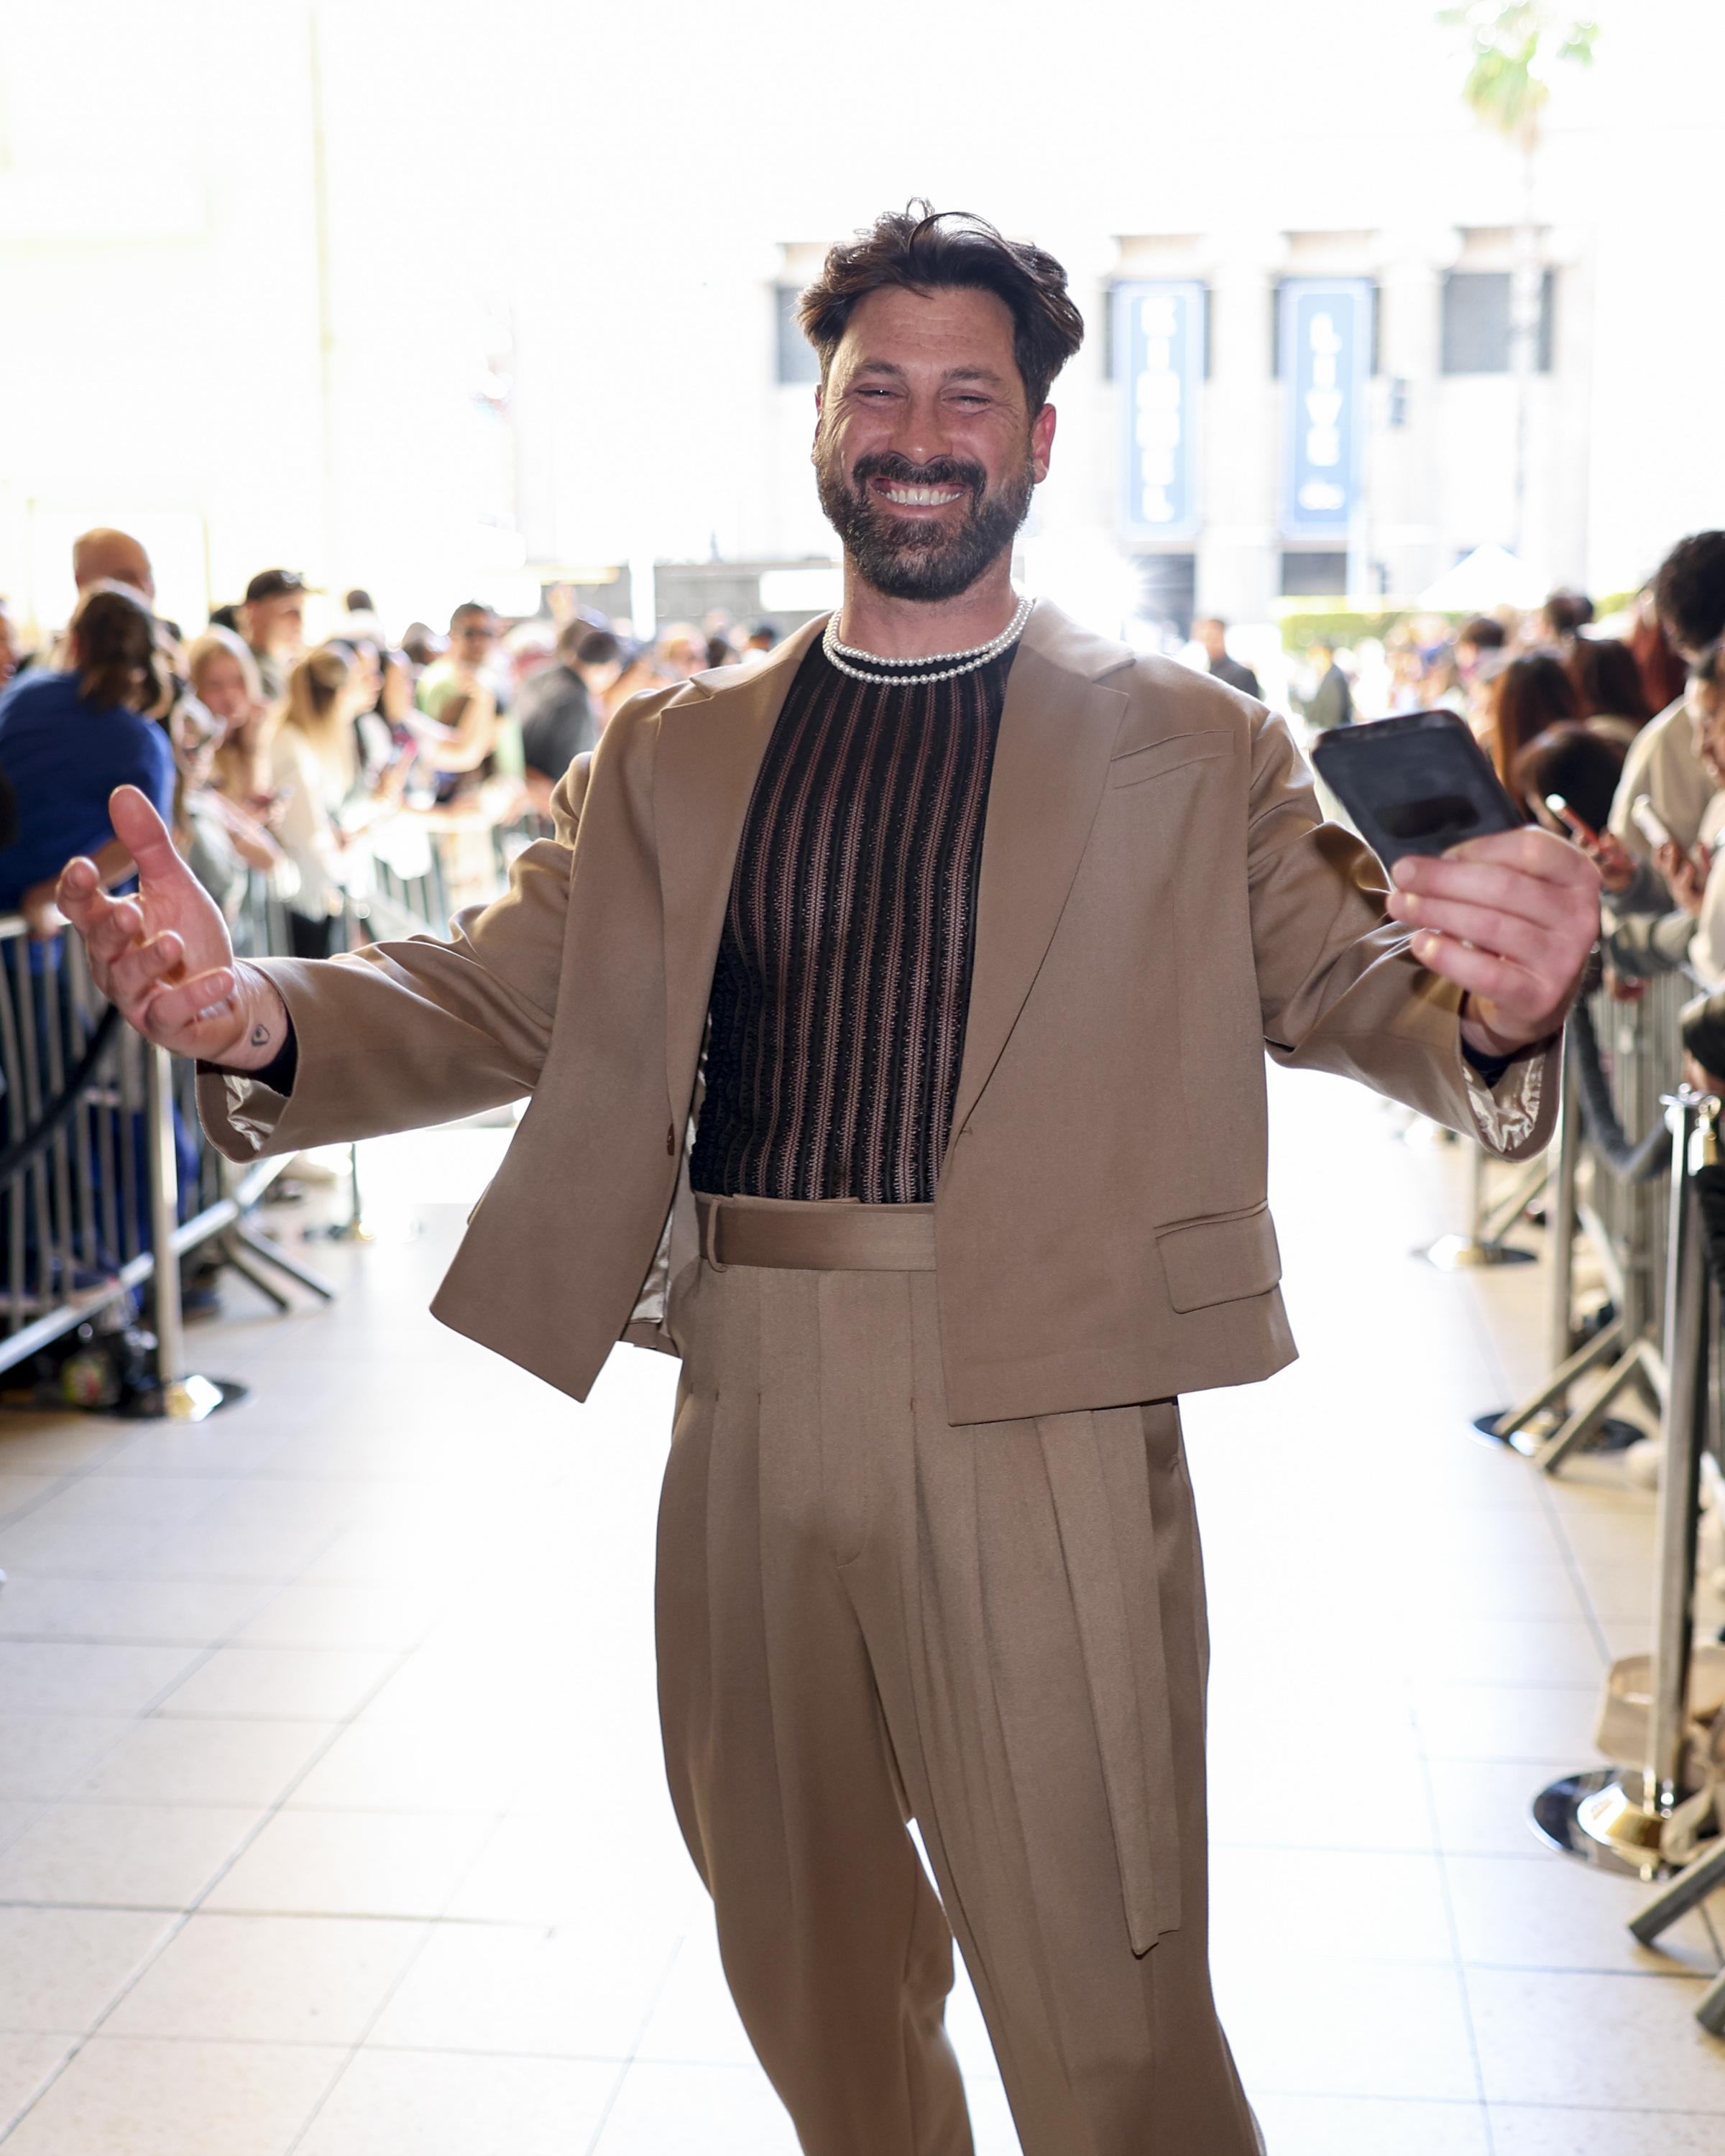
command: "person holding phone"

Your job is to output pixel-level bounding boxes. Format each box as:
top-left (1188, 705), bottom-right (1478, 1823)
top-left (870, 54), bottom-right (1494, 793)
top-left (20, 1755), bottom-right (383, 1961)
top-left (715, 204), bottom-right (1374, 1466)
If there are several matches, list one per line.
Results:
top-left (50, 208), bottom-right (1599, 2156)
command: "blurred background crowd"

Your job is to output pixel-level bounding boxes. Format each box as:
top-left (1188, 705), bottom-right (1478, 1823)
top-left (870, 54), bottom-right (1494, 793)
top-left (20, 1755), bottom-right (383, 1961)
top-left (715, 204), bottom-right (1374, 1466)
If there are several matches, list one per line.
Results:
top-left (0, 531), bottom-right (786, 960)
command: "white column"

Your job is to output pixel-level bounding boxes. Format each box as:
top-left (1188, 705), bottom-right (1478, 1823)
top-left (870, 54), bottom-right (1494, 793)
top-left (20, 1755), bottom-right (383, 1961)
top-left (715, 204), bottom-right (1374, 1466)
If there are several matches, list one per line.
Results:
top-left (1371, 228), bottom-right (1461, 602)
top-left (1195, 232), bottom-right (1287, 625)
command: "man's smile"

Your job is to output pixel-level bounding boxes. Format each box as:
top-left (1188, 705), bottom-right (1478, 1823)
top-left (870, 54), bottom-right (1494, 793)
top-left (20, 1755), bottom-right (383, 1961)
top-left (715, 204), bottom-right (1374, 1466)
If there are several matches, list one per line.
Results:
top-left (869, 478), bottom-right (965, 509)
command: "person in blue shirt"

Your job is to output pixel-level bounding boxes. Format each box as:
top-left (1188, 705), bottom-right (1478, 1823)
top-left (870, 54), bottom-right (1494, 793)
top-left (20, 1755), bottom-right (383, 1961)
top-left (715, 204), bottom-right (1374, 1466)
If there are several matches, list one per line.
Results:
top-left (0, 581), bottom-right (175, 929)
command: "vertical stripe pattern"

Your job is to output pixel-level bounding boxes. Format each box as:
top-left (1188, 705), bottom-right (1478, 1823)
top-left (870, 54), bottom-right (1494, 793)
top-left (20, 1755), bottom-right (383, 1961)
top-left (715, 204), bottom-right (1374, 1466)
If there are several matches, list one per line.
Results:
top-left (692, 639), bottom-right (1013, 1204)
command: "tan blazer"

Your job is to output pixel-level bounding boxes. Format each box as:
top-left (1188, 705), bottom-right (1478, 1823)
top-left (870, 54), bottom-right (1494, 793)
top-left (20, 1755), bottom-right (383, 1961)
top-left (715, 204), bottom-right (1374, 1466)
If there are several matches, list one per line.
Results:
top-left (201, 603), bottom-right (1555, 1424)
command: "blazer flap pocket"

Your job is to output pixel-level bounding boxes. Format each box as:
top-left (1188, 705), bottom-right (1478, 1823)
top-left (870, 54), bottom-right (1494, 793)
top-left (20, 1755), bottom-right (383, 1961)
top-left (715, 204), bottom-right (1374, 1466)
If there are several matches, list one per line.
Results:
top-left (1109, 732), bottom-right (1234, 788)
top-left (1156, 1203), bottom-right (1282, 1312)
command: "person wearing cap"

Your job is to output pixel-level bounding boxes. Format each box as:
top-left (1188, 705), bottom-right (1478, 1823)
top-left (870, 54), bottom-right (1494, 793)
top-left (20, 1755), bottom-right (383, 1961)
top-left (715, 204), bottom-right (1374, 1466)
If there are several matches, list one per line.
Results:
top-left (241, 571), bottom-right (310, 703)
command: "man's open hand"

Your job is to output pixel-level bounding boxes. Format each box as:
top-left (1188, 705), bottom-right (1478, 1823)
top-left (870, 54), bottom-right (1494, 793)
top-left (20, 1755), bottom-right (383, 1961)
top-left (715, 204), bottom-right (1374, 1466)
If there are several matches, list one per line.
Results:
top-left (55, 786), bottom-right (289, 1069)
top-left (1384, 826), bottom-right (1601, 1056)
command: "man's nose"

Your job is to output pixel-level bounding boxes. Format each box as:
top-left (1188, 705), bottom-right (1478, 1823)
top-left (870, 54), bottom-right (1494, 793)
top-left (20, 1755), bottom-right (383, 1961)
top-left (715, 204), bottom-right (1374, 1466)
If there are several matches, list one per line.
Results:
top-left (887, 390), bottom-right (954, 467)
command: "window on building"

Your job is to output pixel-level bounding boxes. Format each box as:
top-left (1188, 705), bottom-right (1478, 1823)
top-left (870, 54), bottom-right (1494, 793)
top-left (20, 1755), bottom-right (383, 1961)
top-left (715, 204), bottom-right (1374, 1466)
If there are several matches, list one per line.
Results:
top-left (1281, 550), bottom-right (1349, 598)
top-left (1440, 270), bottom-right (1555, 374)
top-left (776, 286), bottom-right (821, 385)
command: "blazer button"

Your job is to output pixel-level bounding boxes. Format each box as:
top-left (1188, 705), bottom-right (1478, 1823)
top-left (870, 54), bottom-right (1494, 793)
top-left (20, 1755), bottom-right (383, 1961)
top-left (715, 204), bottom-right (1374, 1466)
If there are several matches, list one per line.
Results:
top-left (666, 1124), bottom-right (676, 1156)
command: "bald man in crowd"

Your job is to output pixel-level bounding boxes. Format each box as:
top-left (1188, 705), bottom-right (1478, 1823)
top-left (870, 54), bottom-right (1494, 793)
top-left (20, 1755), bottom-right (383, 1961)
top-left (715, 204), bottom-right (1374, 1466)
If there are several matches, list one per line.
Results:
top-left (71, 529), bottom-right (155, 605)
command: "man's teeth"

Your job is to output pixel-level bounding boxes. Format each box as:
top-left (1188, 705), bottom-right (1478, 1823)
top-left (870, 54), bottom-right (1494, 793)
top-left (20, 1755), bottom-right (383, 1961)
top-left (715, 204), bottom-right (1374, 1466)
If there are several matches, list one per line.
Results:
top-left (883, 484), bottom-right (961, 505)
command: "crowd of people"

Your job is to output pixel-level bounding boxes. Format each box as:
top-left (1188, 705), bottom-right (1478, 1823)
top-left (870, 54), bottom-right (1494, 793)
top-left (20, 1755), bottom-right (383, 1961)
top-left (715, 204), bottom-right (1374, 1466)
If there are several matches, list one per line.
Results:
top-left (0, 529), bottom-right (785, 957)
top-left (6, 520), bottom-right (1725, 1082)
top-left (1241, 532), bottom-right (1725, 1077)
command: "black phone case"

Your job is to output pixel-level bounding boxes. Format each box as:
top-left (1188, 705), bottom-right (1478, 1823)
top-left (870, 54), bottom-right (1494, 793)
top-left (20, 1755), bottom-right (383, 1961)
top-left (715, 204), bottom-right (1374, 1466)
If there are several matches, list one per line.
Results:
top-left (1311, 709), bottom-right (1523, 867)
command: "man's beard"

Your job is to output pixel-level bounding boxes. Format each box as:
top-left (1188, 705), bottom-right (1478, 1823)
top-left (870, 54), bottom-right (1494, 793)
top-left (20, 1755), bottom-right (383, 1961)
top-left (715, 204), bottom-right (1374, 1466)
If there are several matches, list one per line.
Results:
top-left (815, 445), bottom-right (1035, 604)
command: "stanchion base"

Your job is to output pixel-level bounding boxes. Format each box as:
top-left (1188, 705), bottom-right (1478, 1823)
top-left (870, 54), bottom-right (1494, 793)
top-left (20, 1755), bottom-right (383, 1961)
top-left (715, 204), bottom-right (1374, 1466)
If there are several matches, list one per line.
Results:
top-left (1530, 1766), bottom-right (1666, 1879)
top-left (1425, 1235), bottom-right (1538, 1271)
top-left (1471, 1410), bottom-right (1642, 1456)
top-left (124, 1375), bottom-right (248, 1423)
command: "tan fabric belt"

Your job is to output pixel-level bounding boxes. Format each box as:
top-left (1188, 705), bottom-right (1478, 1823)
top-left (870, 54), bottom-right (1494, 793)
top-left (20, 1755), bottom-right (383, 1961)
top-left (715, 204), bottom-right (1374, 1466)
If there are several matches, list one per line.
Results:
top-left (696, 1195), bottom-right (936, 1273)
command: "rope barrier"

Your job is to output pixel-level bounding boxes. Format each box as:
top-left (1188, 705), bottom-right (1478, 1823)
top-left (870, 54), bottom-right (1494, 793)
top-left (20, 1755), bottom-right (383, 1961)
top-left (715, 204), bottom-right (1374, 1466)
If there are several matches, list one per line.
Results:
top-left (0, 1001), bottom-right (122, 1191)
top-left (1568, 999), bottom-right (1672, 1185)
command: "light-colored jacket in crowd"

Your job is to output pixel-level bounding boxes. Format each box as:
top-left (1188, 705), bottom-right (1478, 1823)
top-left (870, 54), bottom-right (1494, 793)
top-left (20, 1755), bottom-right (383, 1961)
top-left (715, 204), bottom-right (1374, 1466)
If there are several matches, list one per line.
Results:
top-left (1609, 693), bottom-right (1713, 861)
top-left (199, 604), bottom-right (1554, 1427)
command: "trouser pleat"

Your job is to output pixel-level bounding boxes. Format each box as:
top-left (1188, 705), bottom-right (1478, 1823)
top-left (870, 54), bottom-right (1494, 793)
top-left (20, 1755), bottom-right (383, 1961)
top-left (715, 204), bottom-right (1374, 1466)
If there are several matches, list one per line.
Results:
top-left (656, 1249), bottom-right (1259, 2156)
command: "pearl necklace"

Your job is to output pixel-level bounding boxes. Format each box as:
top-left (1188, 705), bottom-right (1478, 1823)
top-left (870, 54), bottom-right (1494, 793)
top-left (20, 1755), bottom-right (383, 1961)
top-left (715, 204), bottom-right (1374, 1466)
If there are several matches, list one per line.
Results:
top-left (821, 592), bottom-right (1033, 686)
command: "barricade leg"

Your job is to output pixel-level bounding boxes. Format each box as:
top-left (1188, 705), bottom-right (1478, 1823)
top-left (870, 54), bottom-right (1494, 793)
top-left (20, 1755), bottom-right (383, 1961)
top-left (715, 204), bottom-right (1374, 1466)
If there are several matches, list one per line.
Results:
top-left (1427, 1139), bottom-right (1541, 1271)
top-left (141, 1044), bottom-right (244, 1422)
top-left (1534, 1091), bottom-right (1716, 1879)
top-left (1627, 1834), bottom-right (1725, 1945)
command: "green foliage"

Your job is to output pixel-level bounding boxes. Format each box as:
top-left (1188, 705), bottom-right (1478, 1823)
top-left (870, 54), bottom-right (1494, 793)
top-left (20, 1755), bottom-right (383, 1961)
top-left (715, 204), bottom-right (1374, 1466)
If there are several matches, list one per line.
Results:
top-left (1279, 609), bottom-right (1420, 654)
top-left (1436, 4), bottom-right (1598, 147)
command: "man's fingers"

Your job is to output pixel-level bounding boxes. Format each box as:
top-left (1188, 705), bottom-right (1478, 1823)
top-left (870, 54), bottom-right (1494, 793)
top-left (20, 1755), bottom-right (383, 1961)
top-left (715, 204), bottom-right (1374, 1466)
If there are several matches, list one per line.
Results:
top-left (105, 934), bottom-right (188, 1013)
top-left (1386, 890), bottom-right (1560, 968)
top-left (1409, 931), bottom-right (1552, 1018)
top-left (108, 786), bottom-right (192, 885)
top-left (1391, 851), bottom-right (1601, 928)
top-left (1439, 824), bottom-right (1602, 888)
top-left (79, 894), bottom-right (147, 966)
top-left (55, 856), bottom-right (112, 929)
top-left (140, 969), bottom-right (239, 1037)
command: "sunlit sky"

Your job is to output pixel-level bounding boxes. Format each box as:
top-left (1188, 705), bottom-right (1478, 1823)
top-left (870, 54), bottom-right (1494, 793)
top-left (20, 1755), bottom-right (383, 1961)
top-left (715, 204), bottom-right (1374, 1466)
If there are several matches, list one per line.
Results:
top-left (1, 0), bottom-right (1719, 632)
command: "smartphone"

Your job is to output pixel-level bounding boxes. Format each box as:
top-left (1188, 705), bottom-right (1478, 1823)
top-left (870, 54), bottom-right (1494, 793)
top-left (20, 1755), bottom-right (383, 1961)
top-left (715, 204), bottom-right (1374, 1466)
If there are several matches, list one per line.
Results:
top-left (1545, 793), bottom-right (1600, 847)
top-left (1310, 709), bottom-right (1523, 868)
top-left (1630, 793), bottom-right (1675, 854)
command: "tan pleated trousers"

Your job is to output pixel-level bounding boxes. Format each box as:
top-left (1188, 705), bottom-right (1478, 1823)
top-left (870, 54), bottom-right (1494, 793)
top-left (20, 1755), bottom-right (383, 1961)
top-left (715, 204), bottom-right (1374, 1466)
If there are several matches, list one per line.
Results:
top-left (656, 1198), bottom-right (1261, 2156)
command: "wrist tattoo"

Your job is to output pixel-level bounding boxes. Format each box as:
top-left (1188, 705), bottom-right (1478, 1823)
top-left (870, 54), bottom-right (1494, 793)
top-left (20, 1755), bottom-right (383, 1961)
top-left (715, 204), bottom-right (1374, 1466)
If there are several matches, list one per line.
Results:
top-left (249, 1024), bottom-right (270, 1049)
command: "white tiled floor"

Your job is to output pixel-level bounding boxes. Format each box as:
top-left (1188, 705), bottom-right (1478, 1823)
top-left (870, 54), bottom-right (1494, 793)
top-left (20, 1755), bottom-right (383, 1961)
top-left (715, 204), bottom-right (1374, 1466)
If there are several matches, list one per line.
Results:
top-left (0, 1073), bottom-right (1721, 2152)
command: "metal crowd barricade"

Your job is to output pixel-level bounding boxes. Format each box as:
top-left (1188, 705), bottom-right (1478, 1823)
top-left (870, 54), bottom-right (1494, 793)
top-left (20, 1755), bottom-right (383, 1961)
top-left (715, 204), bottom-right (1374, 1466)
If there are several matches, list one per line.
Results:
top-left (1487, 970), bottom-right (1690, 1472)
top-left (0, 814), bottom-right (522, 1414)
top-left (1524, 1084), bottom-right (1725, 2035)
top-left (0, 918), bottom-right (331, 1417)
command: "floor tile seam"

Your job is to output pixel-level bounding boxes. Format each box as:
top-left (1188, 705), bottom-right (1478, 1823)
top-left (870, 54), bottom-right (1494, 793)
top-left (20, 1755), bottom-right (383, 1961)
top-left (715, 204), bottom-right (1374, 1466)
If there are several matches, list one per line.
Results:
top-left (0, 1616), bottom-right (441, 2141)
top-left (1411, 1678), bottom-right (1608, 1694)
top-left (1407, 1667), bottom-right (1499, 2155)
top-left (0, 1427), bottom-right (147, 1534)
top-left (0, 1530), bottom-right (360, 1865)
top-left (0, 1633), bottom-right (426, 1651)
top-left (1456, 1959), bottom-right (1720, 1980)
top-left (1531, 1452), bottom-right (1619, 1659)
top-left (1481, 2097), bottom-right (1725, 2116)
top-left (0, 1900), bottom-right (558, 1930)
top-left (276, 1780), bottom-right (557, 2154)
top-left (1246, 2086), bottom-right (1490, 2106)
top-left (0, 2033), bottom-right (81, 2147)
top-left (577, 1930), bottom-right (694, 2156)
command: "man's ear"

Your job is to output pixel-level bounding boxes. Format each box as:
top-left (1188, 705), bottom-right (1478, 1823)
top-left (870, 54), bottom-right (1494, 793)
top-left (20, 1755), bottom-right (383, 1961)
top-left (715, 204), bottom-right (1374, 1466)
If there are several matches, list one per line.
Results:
top-left (1031, 402), bottom-right (1057, 484)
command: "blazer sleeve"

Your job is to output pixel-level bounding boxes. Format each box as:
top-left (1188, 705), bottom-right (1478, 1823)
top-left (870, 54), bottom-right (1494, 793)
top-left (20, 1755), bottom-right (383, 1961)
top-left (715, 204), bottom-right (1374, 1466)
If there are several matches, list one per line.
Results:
top-left (197, 752), bottom-right (595, 1162)
top-left (1243, 703), bottom-right (1557, 1160)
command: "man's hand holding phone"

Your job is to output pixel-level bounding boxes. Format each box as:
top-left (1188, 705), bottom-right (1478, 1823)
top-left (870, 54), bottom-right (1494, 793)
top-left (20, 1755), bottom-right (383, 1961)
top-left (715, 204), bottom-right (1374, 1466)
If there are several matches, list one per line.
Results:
top-left (1384, 828), bottom-right (1601, 1057)
top-left (55, 786), bottom-right (289, 1069)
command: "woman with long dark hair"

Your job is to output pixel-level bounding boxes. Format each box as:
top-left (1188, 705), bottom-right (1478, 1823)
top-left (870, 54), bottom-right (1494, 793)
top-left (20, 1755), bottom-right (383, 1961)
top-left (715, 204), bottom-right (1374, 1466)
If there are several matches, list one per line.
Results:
top-left (1568, 636), bottom-right (1654, 745)
top-left (1488, 654), bottom-right (1584, 798)
top-left (0, 582), bottom-right (174, 932)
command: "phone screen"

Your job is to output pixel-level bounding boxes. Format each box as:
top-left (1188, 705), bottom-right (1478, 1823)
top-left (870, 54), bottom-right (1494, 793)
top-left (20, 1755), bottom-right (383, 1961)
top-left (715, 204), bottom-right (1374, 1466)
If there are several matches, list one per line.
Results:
top-left (1311, 710), bottom-right (1523, 869)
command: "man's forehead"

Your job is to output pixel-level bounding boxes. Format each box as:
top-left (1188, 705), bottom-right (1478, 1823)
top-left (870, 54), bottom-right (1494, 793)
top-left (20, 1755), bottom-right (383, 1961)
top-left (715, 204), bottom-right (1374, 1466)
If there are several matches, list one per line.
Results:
top-left (836, 284), bottom-right (1016, 363)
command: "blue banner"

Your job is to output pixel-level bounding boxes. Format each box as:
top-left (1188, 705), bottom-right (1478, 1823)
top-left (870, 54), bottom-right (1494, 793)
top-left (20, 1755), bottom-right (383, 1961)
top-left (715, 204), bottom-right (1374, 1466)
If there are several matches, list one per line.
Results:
top-left (1280, 278), bottom-right (1371, 539)
top-left (1115, 280), bottom-right (1202, 542)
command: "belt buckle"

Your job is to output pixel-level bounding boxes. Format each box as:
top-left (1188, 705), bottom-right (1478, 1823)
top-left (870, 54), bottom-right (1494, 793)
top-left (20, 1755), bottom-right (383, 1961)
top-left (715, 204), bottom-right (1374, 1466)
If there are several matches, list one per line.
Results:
top-left (699, 1198), bottom-right (729, 1272)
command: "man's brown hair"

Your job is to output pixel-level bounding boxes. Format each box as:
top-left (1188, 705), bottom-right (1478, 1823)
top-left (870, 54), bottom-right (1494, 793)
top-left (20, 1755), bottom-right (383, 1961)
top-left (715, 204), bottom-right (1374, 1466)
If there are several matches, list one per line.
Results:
top-left (798, 203), bottom-right (1085, 415)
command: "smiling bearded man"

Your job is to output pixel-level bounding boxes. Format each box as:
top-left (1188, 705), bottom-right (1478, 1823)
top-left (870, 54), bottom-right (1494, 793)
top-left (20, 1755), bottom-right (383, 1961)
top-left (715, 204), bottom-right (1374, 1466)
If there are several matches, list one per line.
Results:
top-left (61, 206), bottom-right (1598, 2156)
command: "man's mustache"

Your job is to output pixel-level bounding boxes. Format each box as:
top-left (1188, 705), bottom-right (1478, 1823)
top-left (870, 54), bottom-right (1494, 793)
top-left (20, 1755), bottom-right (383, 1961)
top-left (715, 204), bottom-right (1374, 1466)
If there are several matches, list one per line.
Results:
top-left (848, 452), bottom-right (988, 504)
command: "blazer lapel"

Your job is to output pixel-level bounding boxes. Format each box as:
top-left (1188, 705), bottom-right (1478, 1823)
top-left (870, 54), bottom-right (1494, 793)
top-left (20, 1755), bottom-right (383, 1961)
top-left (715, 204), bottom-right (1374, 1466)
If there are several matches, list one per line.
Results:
top-left (654, 619), bottom-right (824, 1118)
top-left (949, 602), bottom-right (1132, 1141)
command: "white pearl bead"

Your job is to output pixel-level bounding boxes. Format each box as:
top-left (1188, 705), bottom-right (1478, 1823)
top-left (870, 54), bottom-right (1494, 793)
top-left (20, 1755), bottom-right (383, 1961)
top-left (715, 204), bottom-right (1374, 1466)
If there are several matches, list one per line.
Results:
top-left (822, 594), bottom-right (1031, 686)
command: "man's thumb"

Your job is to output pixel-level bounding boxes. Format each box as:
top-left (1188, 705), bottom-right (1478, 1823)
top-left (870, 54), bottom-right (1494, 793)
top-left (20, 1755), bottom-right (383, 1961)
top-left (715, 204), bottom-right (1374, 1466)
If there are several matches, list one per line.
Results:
top-left (109, 786), bottom-right (183, 878)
